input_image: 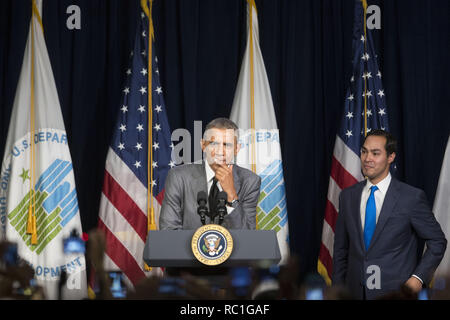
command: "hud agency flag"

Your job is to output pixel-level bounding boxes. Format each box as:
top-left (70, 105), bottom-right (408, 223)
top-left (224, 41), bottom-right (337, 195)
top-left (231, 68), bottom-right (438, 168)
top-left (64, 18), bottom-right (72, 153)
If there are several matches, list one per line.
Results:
top-left (0, 0), bottom-right (86, 299)
top-left (230, 0), bottom-right (289, 264)
top-left (434, 136), bottom-right (450, 277)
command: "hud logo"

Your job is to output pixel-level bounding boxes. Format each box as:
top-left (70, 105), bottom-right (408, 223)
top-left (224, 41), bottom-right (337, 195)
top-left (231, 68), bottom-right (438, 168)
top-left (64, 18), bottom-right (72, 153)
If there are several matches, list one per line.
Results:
top-left (8, 159), bottom-right (79, 254)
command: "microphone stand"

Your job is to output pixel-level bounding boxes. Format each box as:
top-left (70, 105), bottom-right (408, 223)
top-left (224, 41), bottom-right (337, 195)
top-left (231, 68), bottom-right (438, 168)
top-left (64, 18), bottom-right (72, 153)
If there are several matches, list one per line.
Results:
top-left (197, 205), bottom-right (208, 225)
top-left (216, 192), bottom-right (228, 226)
top-left (197, 191), bottom-right (209, 225)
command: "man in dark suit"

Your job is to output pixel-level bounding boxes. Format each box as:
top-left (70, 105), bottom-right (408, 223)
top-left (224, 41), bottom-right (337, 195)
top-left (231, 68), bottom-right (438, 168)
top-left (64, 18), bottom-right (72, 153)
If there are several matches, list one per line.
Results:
top-left (159, 118), bottom-right (261, 230)
top-left (332, 130), bottom-right (447, 299)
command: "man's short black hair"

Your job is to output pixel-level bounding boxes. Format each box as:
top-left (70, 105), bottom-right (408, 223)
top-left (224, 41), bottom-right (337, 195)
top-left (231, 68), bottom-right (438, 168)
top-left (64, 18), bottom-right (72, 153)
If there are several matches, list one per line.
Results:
top-left (364, 129), bottom-right (397, 156)
top-left (203, 118), bottom-right (239, 139)
top-left (204, 117), bottom-right (238, 132)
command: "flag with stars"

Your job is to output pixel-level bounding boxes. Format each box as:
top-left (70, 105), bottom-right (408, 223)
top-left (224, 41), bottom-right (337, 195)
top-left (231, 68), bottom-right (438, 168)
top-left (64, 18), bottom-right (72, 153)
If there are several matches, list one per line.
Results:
top-left (317, 0), bottom-right (390, 285)
top-left (98, 4), bottom-right (173, 287)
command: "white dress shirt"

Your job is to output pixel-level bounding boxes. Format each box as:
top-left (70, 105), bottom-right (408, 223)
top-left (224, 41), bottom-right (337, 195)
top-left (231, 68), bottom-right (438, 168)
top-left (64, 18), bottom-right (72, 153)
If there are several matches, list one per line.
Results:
top-left (205, 161), bottom-right (234, 215)
top-left (359, 172), bottom-right (423, 284)
top-left (360, 173), bottom-right (392, 230)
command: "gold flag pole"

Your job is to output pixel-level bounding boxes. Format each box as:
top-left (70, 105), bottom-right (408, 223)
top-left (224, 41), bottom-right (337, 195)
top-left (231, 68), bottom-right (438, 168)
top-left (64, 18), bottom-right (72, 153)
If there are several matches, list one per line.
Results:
top-left (148, 0), bottom-right (156, 232)
top-left (141, 0), bottom-right (156, 271)
top-left (27, 0), bottom-right (40, 245)
top-left (247, 0), bottom-right (257, 175)
top-left (246, 0), bottom-right (260, 228)
top-left (362, 0), bottom-right (368, 137)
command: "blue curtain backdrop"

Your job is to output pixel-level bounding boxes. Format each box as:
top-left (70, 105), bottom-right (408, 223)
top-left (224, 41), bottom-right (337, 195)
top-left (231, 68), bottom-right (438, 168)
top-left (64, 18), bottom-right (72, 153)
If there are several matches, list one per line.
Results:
top-left (1, 0), bottom-right (449, 280)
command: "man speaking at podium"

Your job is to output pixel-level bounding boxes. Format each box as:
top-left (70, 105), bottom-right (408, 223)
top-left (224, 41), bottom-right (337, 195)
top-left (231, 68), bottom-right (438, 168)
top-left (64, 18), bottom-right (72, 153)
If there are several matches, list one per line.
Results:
top-left (159, 118), bottom-right (261, 230)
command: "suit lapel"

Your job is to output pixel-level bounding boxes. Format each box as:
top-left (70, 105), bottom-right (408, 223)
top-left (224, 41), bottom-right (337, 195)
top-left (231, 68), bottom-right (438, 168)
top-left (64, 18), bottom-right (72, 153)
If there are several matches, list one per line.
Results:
top-left (232, 165), bottom-right (242, 196)
top-left (193, 162), bottom-right (208, 194)
top-left (352, 182), bottom-right (366, 252)
top-left (367, 178), bottom-right (400, 252)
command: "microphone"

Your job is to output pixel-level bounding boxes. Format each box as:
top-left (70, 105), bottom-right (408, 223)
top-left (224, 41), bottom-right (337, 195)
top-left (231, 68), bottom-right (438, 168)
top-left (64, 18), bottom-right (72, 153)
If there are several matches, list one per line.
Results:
top-left (197, 191), bottom-right (208, 225)
top-left (216, 191), bottom-right (228, 226)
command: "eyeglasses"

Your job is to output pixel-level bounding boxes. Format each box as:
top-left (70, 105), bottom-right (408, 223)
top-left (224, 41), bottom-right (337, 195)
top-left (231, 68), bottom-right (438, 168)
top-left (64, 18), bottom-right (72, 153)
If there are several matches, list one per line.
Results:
top-left (205, 141), bottom-right (234, 150)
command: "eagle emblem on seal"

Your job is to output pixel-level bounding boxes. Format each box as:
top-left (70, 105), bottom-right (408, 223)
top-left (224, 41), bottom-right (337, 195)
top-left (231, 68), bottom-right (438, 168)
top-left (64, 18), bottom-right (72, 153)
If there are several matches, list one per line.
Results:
top-left (202, 234), bottom-right (223, 256)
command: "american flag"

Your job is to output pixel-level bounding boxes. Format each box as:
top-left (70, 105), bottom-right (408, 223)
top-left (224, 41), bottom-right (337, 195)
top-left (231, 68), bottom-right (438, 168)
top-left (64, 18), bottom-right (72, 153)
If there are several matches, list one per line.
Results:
top-left (97, 6), bottom-right (173, 286)
top-left (317, 0), bottom-right (390, 285)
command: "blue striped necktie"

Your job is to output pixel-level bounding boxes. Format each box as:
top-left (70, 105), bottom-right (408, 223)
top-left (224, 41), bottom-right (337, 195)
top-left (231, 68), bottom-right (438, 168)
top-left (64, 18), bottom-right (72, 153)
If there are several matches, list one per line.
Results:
top-left (364, 185), bottom-right (378, 250)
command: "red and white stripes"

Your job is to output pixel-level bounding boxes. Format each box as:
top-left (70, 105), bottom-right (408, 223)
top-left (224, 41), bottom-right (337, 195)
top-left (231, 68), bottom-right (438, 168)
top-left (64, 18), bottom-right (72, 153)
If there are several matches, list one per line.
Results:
top-left (98, 148), bottom-right (162, 286)
top-left (318, 136), bottom-right (363, 284)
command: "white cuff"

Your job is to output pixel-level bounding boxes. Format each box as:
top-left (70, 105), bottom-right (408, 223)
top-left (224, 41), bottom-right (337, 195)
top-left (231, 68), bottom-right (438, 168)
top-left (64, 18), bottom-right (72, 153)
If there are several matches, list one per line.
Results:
top-left (412, 274), bottom-right (424, 284)
top-left (226, 205), bottom-right (235, 215)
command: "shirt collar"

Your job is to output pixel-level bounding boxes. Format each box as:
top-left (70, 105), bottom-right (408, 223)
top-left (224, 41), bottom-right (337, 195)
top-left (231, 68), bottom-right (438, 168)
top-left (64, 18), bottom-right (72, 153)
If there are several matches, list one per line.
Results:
top-left (365, 172), bottom-right (392, 195)
top-left (205, 160), bottom-right (215, 182)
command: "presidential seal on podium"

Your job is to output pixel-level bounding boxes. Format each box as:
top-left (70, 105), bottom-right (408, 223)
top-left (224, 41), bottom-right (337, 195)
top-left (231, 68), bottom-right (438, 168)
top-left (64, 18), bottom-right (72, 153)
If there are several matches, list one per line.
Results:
top-left (191, 224), bottom-right (233, 266)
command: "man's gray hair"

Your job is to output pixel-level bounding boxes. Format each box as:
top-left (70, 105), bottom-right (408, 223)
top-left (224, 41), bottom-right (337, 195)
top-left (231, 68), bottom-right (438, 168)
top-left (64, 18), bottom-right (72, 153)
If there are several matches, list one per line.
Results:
top-left (203, 117), bottom-right (239, 140)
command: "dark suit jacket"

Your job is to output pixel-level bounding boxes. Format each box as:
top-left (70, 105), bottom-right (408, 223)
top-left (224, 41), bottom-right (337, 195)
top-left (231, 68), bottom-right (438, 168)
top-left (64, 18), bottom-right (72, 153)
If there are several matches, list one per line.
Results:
top-left (159, 162), bottom-right (261, 230)
top-left (332, 178), bottom-right (447, 300)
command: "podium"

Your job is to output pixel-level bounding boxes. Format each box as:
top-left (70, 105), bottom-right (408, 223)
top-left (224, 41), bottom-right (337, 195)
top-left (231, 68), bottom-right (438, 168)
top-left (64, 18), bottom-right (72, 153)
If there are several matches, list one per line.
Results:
top-left (143, 229), bottom-right (281, 268)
